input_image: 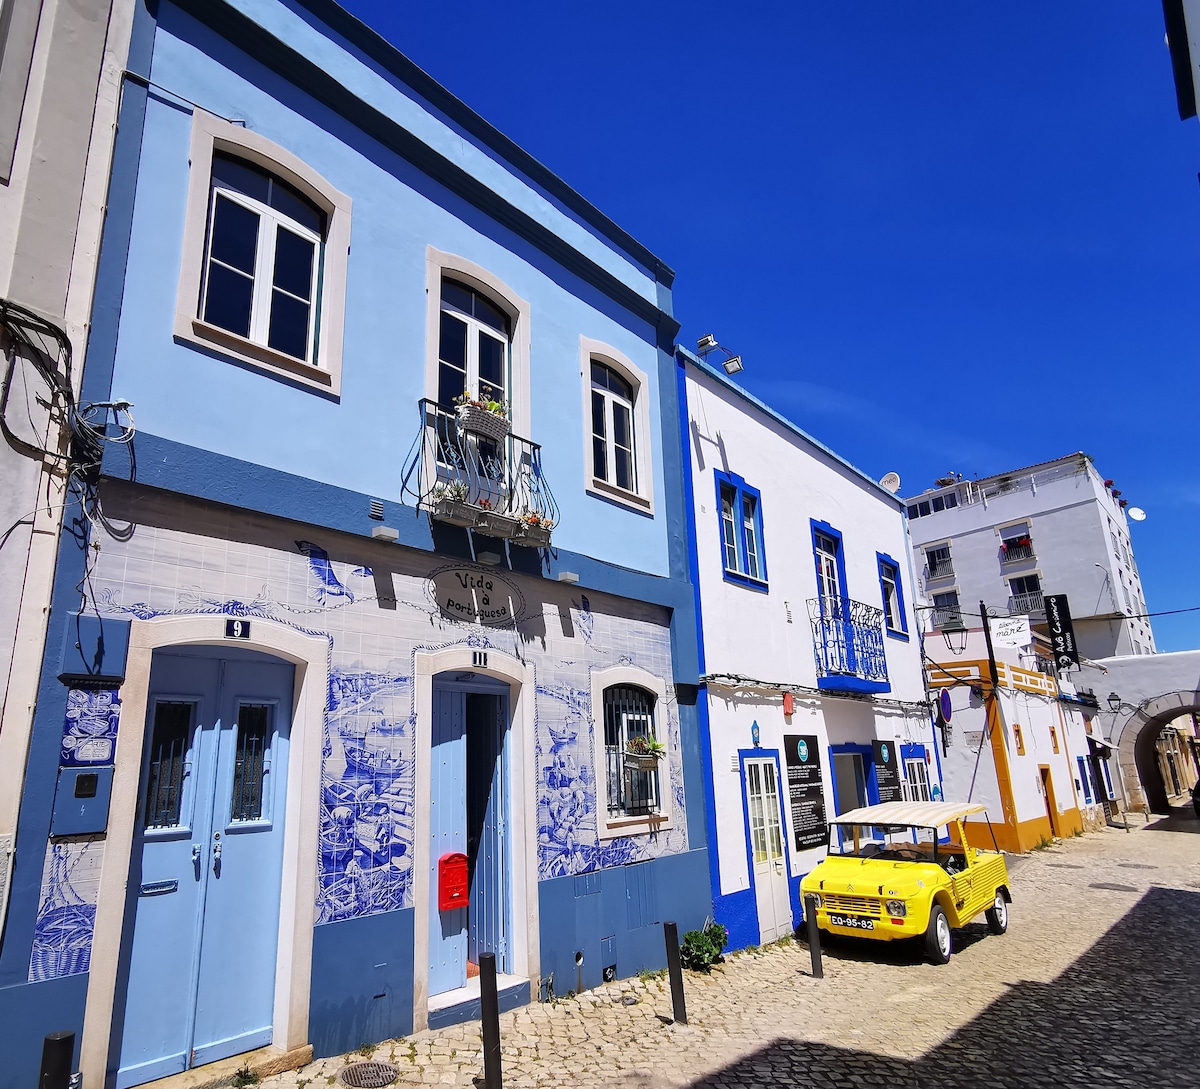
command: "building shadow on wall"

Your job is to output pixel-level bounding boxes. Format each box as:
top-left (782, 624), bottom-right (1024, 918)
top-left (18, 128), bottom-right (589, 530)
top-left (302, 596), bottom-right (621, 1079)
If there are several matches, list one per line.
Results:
top-left (685, 886), bottom-right (1199, 1089)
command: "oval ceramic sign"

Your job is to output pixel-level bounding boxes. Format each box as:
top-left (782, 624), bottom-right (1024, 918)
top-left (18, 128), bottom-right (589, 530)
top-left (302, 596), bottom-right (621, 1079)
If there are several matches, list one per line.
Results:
top-left (426, 565), bottom-right (526, 627)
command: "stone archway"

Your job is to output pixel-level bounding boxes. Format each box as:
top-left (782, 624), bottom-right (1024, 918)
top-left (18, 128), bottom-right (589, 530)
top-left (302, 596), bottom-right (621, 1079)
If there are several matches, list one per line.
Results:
top-left (1113, 691), bottom-right (1200, 814)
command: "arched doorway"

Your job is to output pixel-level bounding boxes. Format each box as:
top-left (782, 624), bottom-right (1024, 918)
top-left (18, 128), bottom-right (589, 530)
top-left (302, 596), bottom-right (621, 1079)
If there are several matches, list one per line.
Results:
top-left (1114, 691), bottom-right (1200, 815)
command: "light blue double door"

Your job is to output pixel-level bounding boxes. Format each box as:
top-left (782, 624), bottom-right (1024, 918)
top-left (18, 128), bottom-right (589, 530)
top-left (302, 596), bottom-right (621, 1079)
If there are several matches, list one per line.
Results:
top-left (428, 682), bottom-right (511, 996)
top-left (116, 648), bottom-right (294, 1089)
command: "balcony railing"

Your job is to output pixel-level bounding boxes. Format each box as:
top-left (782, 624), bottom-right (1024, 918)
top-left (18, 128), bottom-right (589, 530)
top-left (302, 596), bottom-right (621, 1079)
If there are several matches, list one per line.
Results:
top-left (930, 606), bottom-right (963, 630)
top-left (926, 557), bottom-right (954, 580)
top-left (401, 399), bottom-right (559, 546)
top-left (807, 596), bottom-right (888, 687)
top-left (1008, 591), bottom-right (1044, 615)
top-left (1000, 540), bottom-right (1035, 564)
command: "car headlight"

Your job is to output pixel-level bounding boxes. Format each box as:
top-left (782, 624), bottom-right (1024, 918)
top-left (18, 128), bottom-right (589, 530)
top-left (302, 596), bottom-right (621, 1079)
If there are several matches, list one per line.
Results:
top-left (807, 893), bottom-right (821, 909)
top-left (885, 899), bottom-right (907, 917)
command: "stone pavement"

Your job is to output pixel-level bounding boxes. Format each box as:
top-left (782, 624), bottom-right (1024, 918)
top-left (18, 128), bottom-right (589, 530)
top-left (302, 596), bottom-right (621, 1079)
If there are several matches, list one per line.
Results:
top-left (269, 818), bottom-right (1200, 1089)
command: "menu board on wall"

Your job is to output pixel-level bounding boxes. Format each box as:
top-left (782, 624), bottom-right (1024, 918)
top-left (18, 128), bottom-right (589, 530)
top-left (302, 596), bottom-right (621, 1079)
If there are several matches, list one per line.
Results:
top-left (783, 734), bottom-right (827, 850)
top-left (872, 739), bottom-right (902, 803)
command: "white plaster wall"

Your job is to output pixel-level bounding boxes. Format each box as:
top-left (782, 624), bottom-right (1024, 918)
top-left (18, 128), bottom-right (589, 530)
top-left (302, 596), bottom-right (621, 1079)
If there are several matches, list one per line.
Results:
top-left (685, 365), bottom-right (925, 704)
top-left (904, 459), bottom-right (1153, 656)
top-left (937, 697), bottom-right (1003, 813)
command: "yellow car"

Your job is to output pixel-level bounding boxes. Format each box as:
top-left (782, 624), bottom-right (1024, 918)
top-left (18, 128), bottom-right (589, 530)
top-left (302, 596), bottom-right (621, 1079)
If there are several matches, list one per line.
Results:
top-left (799, 800), bottom-right (1011, 965)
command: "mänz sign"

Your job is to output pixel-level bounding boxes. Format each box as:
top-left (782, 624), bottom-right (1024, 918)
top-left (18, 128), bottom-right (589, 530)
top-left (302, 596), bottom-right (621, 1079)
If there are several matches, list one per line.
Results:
top-left (988, 614), bottom-right (1031, 649)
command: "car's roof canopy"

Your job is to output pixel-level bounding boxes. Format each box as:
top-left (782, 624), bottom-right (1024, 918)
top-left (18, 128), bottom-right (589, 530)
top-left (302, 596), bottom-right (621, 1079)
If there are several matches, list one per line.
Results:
top-left (830, 800), bottom-right (988, 828)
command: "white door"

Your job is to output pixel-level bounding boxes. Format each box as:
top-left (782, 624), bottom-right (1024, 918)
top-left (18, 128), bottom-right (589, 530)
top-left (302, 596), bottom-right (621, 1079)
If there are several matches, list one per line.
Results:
top-left (745, 758), bottom-right (792, 943)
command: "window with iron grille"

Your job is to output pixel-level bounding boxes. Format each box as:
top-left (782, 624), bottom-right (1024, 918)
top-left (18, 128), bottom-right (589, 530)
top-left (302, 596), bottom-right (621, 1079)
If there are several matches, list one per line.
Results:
top-left (602, 684), bottom-right (660, 818)
top-left (144, 701), bottom-right (194, 829)
top-left (925, 544), bottom-right (954, 580)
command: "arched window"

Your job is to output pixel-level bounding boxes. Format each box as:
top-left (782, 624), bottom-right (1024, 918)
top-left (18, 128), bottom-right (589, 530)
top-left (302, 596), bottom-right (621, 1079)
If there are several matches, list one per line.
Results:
top-left (438, 278), bottom-right (511, 414)
top-left (580, 339), bottom-right (654, 513)
top-left (602, 684), bottom-right (659, 818)
top-left (591, 361), bottom-right (636, 493)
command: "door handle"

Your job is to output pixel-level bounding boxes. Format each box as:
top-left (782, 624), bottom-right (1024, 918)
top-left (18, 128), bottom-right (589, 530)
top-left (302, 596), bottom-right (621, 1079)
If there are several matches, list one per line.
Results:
top-left (212, 833), bottom-right (222, 874)
top-left (191, 843), bottom-right (202, 878)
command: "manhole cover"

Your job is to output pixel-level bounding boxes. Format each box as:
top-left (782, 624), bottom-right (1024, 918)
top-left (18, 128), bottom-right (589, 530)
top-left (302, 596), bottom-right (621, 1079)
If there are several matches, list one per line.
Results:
top-left (1088, 882), bottom-right (1138, 893)
top-left (1118, 863), bottom-right (1157, 870)
top-left (340, 1062), bottom-right (398, 1088)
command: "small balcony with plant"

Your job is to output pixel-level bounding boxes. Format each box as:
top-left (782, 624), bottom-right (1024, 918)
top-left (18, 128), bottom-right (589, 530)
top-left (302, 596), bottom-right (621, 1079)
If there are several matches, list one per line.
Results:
top-left (999, 534), bottom-right (1035, 565)
top-left (401, 397), bottom-right (559, 547)
top-left (807, 596), bottom-right (890, 693)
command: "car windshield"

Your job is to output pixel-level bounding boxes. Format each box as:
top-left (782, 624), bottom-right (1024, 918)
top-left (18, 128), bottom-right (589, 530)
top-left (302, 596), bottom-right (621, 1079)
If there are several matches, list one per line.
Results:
top-left (828, 822), bottom-right (941, 861)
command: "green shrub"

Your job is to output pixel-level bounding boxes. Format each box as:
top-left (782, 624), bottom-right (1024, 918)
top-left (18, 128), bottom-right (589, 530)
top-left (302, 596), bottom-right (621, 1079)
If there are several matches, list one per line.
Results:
top-left (680, 920), bottom-right (728, 972)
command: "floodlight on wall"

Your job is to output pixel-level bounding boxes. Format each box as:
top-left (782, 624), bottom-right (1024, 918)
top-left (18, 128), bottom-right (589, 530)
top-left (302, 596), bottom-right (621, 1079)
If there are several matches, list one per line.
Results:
top-left (476, 551), bottom-right (502, 566)
top-left (696, 333), bottom-right (745, 374)
top-left (721, 355), bottom-right (743, 375)
top-left (557, 571), bottom-right (580, 584)
top-left (696, 333), bottom-right (719, 354)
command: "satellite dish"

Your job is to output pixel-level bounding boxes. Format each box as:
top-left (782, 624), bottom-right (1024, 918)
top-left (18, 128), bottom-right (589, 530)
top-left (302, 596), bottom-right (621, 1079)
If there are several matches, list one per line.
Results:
top-left (1127, 507), bottom-right (1146, 522)
top-left (880, 471), bottom-right (902, 494)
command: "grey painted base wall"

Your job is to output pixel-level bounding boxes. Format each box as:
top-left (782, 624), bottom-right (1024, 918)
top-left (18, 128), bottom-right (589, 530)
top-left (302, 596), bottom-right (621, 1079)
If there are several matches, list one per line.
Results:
top-left (309, 908), bottom-right (416, 1057)
top-left (537, 848), bottom-right (711, 998)
top-left (0, 973), bottom-right (88, 1089)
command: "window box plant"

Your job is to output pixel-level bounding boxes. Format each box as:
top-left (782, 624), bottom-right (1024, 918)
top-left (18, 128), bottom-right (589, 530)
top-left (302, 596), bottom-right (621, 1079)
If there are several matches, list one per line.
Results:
top-left (623, 733), bottom-right (666, 771)
top-left (512, 510), bottom-right (553, 548)
top-left (428, 481), bottom-right (479, 527)
top-left (455, 388), bottom-right (510, 441)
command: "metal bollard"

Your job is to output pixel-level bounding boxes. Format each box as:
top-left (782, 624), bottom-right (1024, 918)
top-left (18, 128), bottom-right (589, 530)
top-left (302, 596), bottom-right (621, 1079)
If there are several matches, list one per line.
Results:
top-left (479, 952), bottom-right (502, 1089)
top-left (663, 921), bottom-right (687, 1025)
top-left (803, 894), bottom-right (824, 979)
top-left (39, 1032), bottom-right (74, 1089)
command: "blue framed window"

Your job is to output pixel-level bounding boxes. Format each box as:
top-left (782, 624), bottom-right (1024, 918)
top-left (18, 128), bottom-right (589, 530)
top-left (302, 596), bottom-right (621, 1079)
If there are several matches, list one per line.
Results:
top-left (876, 552), bottom-right (909, 640)
top-left (715, 471), bottom-right (767, 589)
top-left (1076, 756), bottom-right (1093, 803)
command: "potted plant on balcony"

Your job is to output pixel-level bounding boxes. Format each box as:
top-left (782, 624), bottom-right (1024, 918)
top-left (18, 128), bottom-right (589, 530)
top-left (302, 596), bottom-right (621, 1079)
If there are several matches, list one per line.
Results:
top-left (428, 481), bottom-right (478, 527)
top-left (623, 733), bottom-right (666, 771)
top-left (455, 387), bottom-right (510, 441)
top-left (512, 509), bottom-right (553, 548)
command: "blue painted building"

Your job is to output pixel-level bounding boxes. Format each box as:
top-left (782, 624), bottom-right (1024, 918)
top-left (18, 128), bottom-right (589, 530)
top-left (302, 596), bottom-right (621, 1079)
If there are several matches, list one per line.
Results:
top-left (0, 4), bottom-right (709, 1086)
top-left (678, 348), bottom-right (941, 952)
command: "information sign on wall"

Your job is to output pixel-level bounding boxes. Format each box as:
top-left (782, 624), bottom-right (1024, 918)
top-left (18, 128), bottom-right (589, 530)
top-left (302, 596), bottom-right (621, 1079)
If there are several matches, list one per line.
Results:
top-left (872, 739), bottom-right (902, 803)
top-left (426, 566), bottom-right (526, 627)
top-left (1044, 594), bottom-right (1080, 670)
top-left (783, 734), bottom-right (827, 850)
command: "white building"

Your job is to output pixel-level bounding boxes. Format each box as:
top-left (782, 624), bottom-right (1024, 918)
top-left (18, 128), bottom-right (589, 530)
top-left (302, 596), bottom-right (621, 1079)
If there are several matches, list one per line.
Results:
top-left (680, 348), bottom-right (936, 950)
top-left (903, 454), bottom-right (1154, 661)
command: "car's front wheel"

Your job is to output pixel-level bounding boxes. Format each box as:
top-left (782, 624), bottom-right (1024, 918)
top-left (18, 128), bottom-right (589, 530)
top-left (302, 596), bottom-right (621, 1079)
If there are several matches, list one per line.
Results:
top-left (924, 904), bottom-right (951, 965)
top-left (985, 891), bottom-right (1008, 935)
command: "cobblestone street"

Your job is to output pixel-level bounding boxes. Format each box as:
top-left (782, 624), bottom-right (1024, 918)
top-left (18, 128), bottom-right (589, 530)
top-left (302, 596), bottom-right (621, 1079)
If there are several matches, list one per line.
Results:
top-left (271, 817), bottom-right (1200, 1089)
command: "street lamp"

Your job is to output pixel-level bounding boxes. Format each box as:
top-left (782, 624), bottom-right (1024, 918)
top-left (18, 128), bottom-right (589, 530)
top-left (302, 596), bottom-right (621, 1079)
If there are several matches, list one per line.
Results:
top-left (941, 614), bottom-right (968, 656)
top-left (1107, 692), bottom-right (1123, 713)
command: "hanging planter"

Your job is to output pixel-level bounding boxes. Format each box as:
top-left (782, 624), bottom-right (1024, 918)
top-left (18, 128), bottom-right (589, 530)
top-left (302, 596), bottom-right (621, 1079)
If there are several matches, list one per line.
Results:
top-left (455, 402), bottom-right (510, 441)
top-left (624, 734), bottom-right (666, 770)
top-left (623, 752), bottom-right (661, 771)
top-left (513, 515), bottom-right (553, 548)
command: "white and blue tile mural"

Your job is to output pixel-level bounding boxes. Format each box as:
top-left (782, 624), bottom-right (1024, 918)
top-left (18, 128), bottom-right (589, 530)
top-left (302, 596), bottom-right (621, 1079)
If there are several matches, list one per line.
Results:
top-left (61, 688), bottom-right (121, 766)
top-left (29, 838), bottom-right (103, 981)
top-left (86, 521), bottom-right (688, 924)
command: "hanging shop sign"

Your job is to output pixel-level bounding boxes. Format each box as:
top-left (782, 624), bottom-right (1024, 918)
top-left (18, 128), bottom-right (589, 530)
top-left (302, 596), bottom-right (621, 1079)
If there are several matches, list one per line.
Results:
top-left (988, 614), bottom-right (1031, 649)
top-left (426, 566), bottom-right (526, 627)
top-left (1044, 594), bottom-right (1079, 670)
top-left (872, 739), bottom-right (903, 803)
top-left (784, 734), bottom-right (827, 850)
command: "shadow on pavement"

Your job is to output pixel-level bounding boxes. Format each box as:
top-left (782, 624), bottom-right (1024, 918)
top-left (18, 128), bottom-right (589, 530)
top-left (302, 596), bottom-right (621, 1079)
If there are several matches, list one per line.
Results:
top-left (1144, 801), bottom-right (1200, 834)
top-left (689, 886), bottom-right (1200, 1089)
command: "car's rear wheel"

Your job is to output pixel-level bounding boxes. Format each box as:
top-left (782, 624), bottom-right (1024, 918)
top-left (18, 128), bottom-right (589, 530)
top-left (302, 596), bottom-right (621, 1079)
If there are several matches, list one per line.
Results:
top-left (985, 891), bottom-right (1008, 935)
top-left (925, 905), bottom-right (951, 965)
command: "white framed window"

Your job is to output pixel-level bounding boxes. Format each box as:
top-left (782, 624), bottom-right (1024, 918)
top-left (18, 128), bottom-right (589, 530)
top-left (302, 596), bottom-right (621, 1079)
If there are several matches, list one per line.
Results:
top-left (589, 665), bottom-right (673, 838)
top-left (903, 758), bottom-right (930, 802)
top-left (175, 111), bottom-right (352, 396)
top-left (925, 543), bottom-right (954, 580)
top-left (437, 278), bottom-right (511, 413)
top-left (425, 248), bottom-right (530, 437)
top-left (580, 338), bottom-right (654, 513)
top-left (201, 155), bottom-right (323, 364)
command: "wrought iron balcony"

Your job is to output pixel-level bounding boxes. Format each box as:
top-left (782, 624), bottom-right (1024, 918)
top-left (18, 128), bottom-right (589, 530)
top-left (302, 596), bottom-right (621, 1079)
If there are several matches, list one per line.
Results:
top-left (401, 399), bottom-right (559, 546)
top-left (1000, 540), bottom-right (1035, 564)
top-left (930, 606), bottom-right (963, 630)
top-left (926, 557), bottom-right (955, 580)
top-left (1008, 591), bottom-right (1044, 616)
top-left (807, 596), bottom-right (889, 690)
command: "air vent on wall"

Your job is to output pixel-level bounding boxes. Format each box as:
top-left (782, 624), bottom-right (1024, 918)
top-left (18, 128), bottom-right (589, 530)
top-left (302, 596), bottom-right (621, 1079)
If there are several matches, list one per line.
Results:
top-left (369, 498), bottom-right (384, 520)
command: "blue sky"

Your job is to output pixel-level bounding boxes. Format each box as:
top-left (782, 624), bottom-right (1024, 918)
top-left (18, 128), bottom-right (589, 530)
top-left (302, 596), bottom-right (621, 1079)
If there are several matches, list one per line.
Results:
top-left (342, 1), bottom-right (1200, 651)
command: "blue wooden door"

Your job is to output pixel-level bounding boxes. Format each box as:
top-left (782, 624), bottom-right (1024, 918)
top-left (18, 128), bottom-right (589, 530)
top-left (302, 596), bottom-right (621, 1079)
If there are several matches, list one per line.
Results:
top-left (428, 686), bottom-right (510, 997)
top-left (428, 686), bottom-right (467, 995)
top-left (117, 650), bottom-right (293, 1088)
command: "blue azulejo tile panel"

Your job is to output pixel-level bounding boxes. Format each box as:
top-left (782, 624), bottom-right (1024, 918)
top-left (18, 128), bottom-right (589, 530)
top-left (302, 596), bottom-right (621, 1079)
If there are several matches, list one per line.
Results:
top-left (85, 517), bottom-right (689, 927)
top-left (61, 689), bottom-right (121, 766)
top-left (309, 907), bottom-right (415, 1057)
top-left (28, 837), bottom-right (104, 982)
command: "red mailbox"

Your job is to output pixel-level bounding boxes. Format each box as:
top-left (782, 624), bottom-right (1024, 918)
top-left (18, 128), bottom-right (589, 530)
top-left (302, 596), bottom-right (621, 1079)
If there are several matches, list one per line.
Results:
top-left (438, 851), bottom-right (469, 911)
